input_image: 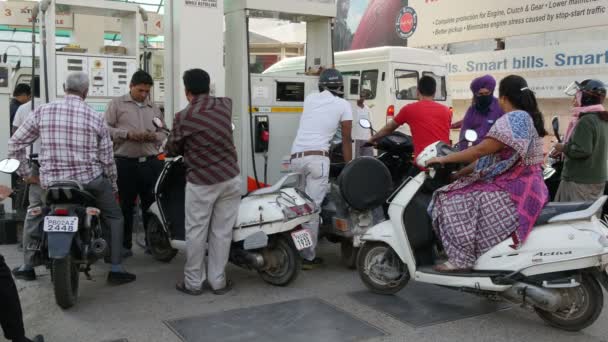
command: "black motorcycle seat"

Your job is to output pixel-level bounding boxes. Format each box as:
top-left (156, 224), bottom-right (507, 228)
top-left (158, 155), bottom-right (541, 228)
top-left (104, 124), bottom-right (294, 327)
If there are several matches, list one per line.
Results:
top-left (338, 157), bottom-right (393, 210)
top-left (45, 183), bottom-right (97, 206)
top-left (535, 201), bottom-right (595, 225)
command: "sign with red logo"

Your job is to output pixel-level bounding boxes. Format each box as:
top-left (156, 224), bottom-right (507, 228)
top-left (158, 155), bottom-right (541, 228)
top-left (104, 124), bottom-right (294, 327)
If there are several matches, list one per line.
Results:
top-left (395, 7), bottom-right (418, 39)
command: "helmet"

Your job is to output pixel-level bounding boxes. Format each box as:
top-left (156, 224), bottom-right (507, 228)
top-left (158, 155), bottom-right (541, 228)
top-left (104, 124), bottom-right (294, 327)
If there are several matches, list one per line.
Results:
top-left (565, 79), bottom-right (606, 106)
top-left (580, 79), bottom-right (606, 106)
top-left (318, 68), bottom-right (344, 96)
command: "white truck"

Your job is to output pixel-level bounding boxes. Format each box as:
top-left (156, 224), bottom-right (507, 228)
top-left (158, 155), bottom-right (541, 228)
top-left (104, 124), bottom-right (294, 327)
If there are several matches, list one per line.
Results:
top-left (264, 46), bottom-right (451, 133)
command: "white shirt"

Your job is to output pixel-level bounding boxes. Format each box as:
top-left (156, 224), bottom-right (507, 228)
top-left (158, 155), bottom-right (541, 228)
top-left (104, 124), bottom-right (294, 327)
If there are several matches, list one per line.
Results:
top-left (352, 104), bottom-right (372, 141)
top-left (291, 91), bottom-right (353, 154)
top-left (12, 100), bottom-right (41, 154)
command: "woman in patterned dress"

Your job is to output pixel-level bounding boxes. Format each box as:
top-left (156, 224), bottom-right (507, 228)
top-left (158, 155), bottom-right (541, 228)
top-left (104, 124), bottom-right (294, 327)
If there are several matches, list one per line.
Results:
top-left (425, 75), bottom-right (549, 272)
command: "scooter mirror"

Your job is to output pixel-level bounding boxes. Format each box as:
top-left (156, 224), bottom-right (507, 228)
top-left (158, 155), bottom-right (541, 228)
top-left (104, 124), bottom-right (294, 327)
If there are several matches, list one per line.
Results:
top-left (464, 129), bottom-right (478, 143)
top-left (552, 116), bottom-right (559, 135)
top-left (153, 117), bottom-right (164, 129)
top-left (0, 159), bottom-right (20, 174)
top-left (359, 118), bottom-right (372, 129)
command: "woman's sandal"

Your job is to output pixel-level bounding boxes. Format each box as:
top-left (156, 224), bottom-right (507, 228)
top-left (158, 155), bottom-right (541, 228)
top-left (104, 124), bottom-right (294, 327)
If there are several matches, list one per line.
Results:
top-left (432, 261), bottom-right (472, 273)
top-left (176, 281), bottom-right (204, 296)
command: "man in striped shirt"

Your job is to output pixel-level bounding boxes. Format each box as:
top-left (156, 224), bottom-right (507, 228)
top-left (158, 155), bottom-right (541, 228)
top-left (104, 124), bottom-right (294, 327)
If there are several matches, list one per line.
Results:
top-left (8, 72), bottom-right (136, 285)
top-left (168, 69), bottom-right (240, 296)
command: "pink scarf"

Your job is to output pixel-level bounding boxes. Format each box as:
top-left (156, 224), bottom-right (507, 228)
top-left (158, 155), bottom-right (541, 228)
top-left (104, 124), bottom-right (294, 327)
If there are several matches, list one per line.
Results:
top-left (564, 93), bottom-right (605, 142)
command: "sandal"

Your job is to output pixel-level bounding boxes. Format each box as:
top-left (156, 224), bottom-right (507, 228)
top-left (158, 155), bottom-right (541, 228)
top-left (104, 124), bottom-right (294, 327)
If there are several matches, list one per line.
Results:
top-left (176, 281), bottom-right (203, 296)
top-left (204, 280), bottom-right (233, 295)
top-left (432, 261), bottom-right (472, 273)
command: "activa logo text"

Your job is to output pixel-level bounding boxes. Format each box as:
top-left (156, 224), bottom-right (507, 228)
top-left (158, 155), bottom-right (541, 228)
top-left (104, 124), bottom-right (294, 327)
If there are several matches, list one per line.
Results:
top-left (534, 251), bottom-right (573, 257)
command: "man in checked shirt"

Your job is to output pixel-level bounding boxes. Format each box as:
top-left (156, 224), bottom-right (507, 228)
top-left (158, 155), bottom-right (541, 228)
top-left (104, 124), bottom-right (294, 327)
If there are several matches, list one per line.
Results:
top-left (8, 72), bottom-right (136, 285)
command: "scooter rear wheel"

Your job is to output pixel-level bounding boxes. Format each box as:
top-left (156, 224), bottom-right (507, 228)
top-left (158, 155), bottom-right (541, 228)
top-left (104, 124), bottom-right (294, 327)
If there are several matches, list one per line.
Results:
top-left (535, 273), bottom-right (603, 332)
top-left (357, 242), bottom-right (409, 295)
top-left (258, 236), bottom-right (301, 286)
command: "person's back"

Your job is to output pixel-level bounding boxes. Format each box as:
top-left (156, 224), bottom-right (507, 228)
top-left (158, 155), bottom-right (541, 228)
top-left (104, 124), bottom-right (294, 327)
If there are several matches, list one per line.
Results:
top-left (35, 95), bottom-right (107, 185)
top-left (172, 94), bottom-right (239, 185)
top-left (561, 112), bottom-right (608, 185)
top-left (292, 90), bottom-right (352, 154)
top-left (368, 76), bottom-right (451, 158)
top-left (395, 99), bottom-right (451, 156)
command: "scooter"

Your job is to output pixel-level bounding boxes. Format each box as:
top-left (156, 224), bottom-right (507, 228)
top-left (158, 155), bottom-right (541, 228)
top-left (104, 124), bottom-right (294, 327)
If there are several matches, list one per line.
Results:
top-left (355, 135), bottom-right (608, 332)
top-left (321, 121), bottom-right (417, 268)
top-left (145, 120), bottom-right (318, 286)
top-left (0, 158), bottom-right (109, 309)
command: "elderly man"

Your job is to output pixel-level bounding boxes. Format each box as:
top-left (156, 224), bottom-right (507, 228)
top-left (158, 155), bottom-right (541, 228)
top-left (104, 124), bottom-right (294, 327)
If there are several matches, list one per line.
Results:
top-left (105, 70), bottom-right (166, 256)
top-left (8, 72), bottom-right (135, 285)
top-left (168, 69), bottom-right (240, 296)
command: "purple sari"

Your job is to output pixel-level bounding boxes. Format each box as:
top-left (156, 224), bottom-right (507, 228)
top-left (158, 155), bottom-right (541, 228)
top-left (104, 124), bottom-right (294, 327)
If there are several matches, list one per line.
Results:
top-left (431, 110), bottom-right (548, 268)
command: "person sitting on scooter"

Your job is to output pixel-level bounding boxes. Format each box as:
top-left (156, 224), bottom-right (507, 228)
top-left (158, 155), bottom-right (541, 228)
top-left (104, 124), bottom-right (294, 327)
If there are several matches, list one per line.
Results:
top-left (8, 72), bottom-right (136, 285)
top-left (425, 75), bottom-right (548, 272)
top-left (551, 80), bottom-right (608, 202)
top-left (290, 68), bottom-right (353, 270)
top-left (369, 76), bottom-right (452, 158)
top-left (456, 75), bottom-right (505, 151)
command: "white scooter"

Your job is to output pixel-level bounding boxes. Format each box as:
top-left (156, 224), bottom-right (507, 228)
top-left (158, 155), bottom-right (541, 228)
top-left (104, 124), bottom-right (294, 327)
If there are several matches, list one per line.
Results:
top-left (144, 120), bottom-right (318, 286)
top-left (356, 128), bottom-right (608, 331)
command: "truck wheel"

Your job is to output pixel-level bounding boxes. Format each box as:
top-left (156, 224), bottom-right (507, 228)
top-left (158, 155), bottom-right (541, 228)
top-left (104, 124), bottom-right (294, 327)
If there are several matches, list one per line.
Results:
top-left (52, 256), bottom-right (79, 309)
top-left (357, 242), bottom-right (409, 295)
top-left (535, 273), bottom-right (603, 332)
top-left (258, 236), bottom-right (301, 286)
top-left (340, 239), bottom-right (358, 269)
top-left (145, 215), bottom-right (177, 263)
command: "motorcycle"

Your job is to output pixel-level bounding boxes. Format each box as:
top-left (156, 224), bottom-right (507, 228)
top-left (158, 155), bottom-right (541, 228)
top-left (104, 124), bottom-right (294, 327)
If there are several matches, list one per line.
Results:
top-left (1, 157), bottom-right (109, 309)
top-left (145, 120), bottom-right (318, 286)
top-left (355, 139), bottom-right (608, 332)
top-left (321, 119), bottom-right (416, 268)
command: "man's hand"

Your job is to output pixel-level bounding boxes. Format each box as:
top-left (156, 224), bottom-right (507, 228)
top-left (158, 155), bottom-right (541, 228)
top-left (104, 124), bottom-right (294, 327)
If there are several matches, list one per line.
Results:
top-left (23, 176), bottom-right (40, 185)
top-left (0, 185), bottom-right (13, 201)
top-left (142, 132), bottom-right (157, 143)
top-left (552, 143), bottom-right (565, 154)
top-left (127, 131), bottom-right (145, 142)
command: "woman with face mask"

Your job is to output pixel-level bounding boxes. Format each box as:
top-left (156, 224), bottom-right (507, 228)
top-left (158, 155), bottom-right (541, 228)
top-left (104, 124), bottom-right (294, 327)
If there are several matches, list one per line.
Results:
top-left (457, 75), bottom-right (505, 151)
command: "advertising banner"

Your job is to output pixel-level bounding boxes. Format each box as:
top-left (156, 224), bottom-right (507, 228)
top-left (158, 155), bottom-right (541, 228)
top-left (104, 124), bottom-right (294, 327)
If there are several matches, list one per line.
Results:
top-left (407, 0), bottom-right (608, 47)
top-left (0, 1), bottom-right (73, 29)
top-left (444, 41), bottom-right (608, 99)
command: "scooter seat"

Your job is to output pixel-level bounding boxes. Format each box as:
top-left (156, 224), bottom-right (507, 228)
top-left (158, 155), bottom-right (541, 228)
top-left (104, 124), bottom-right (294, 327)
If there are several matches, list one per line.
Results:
top-left (535, 196), bottom-right (607, 225)
top-left (45, 182), bottom-right (97, 206)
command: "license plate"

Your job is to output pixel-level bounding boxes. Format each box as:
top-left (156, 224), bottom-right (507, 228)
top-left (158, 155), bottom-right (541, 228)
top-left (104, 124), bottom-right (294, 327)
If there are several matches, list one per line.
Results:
top-left (291, 229), bottom-right (313, 251)
top-left (43, 216), bottom-right (79, 233)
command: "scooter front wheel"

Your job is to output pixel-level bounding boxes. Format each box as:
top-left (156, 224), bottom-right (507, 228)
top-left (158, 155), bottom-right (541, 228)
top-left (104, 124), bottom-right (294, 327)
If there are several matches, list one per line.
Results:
top-left (357, 242), bottom-right (409, 295)
top-left (258, 236), bottom-right (301, 286)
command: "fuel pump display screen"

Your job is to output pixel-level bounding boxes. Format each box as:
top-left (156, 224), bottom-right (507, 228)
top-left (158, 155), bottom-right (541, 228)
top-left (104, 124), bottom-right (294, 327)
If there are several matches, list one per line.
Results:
top-left (276, 82), bottom-right (305, 102)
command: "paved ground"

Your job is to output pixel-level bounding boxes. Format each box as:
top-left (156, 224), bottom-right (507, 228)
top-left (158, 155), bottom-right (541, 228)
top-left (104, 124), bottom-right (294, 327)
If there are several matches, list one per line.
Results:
top-left (2, 240), bottom-right (608, 342)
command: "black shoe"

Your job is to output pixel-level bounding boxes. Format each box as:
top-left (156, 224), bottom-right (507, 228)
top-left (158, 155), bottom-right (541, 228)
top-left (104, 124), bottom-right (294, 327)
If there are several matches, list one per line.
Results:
top-left (176, 281), bottom-right (203, 296)
top-left (25, 335), bottom-right (44, 342)
top-left (107, 271), bottom-right (136, 285)
top-left (302, 257), bottom-right (324, 270)
top-left (12, 266), bottom-right (36, 281)
top-left (204, 280), bottom-right (233, 295)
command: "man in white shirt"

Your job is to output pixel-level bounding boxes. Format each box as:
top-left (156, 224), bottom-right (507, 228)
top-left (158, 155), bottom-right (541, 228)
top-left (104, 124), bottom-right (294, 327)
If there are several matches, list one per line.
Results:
top-left (290, 68), bottom-right (353, 269)
top-left (352, 89), bottom-right (374, 157)
top-left (10, 100), bottom-right (42, 281)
